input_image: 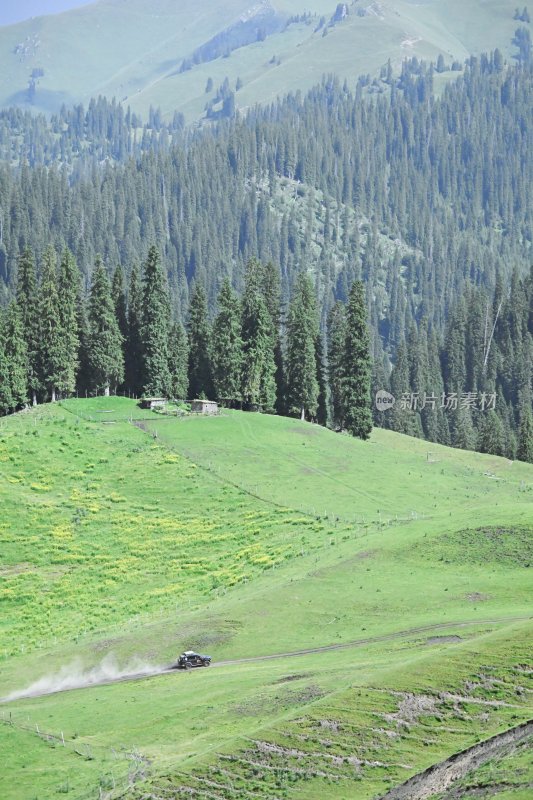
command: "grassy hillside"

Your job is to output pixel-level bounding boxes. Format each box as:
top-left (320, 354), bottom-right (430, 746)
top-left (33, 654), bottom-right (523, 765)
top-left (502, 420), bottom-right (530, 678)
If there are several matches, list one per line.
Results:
top-left (0, 0), bottom-right (524, 120)
top-left (0, 398), bottom-right (531, 799)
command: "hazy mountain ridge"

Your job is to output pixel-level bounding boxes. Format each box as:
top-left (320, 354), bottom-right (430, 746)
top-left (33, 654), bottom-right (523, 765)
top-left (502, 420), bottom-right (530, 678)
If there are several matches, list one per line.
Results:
top-left (0, 0), bottom-right (525, 120)
top-left (179, 0), bottom-right (287, 73)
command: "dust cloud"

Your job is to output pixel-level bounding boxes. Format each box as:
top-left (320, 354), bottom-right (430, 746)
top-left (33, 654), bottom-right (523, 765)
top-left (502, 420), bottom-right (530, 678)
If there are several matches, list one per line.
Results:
top-left (2, 654), bottom-right (166, 701)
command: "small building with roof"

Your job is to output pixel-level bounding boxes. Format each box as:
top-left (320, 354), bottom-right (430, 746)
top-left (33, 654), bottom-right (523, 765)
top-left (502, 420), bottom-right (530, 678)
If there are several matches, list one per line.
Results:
top-left (140, 397), bottom-right (168, 410)
top-left (190, 399), bottom-right (218, 415)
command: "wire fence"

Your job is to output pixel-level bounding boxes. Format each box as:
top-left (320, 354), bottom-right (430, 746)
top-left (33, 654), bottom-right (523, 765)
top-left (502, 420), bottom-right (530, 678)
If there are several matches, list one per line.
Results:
top-left (0, 710), bottom-right (144, 800)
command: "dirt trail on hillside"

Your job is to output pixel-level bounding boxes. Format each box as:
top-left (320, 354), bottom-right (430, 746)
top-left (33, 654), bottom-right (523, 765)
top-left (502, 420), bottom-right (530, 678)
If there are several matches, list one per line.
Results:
top-left (378, 719), bottom-right (533, 799)
top-left (2, 616), bottom-right (529, 702)
top-left (213, 616), bottom-right (530, 666)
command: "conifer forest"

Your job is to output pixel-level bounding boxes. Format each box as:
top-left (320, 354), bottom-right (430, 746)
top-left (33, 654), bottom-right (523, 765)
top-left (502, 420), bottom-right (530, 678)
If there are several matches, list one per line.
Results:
top-left (0, 53), bottom-right (532, 459)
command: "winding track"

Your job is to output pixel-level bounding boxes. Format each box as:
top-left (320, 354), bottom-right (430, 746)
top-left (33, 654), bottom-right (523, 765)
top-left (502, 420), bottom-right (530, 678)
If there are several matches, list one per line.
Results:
top-left (6, 615), bottom-right (530, 702)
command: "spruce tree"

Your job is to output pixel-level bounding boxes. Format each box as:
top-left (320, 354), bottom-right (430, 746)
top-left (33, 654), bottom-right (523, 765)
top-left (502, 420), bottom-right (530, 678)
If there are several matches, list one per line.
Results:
top-left (76, 300), bottom-right (91, 398)
top-left (286, 273), bottom-right (319, 421)
top-left (517, 405), bottom-right (533, 463)
top-left (3, 303), bottom-right (28, 411)
top-left (477, 411), bottom-right (506, 456)
top-left (188, 281), bottom-right (213, 399)
top-left (452, 405), bottom-right (476, 451)
top-left (0, 312), bottom-right (13, 415)
top-left (16, 248), bottom-right (40, 405)
top-left (87, 257), bottom-right (124, 395)
top-left (241, 272), bottom-right (276, 412)
top-left (212, 279), bottom-right (243, 406)
top-left (168, 321), bottom-right (189, 400)
top-left (315, 334), bottom-right (328, 426)
top-left (37, 246), bottom-right (64, 402)
top-left (111, 264), bottom-right (128, 392)
top-left (57, 248), bottom-right (80, 397)
top-left (261, 261), bottom-right (285, 414)
top-left (443, 299), bottom-right (467, 393)
top-left (342, 280), bottom-right (373, 440)
top-left (112, 264), bottom-right (129, 342)
top-left (327, 301), bottom-right (347, 429)
top-left (126, 264), bottom-right (143, 396)
top-left (141, 246), bottom-right (172, 397)
top-left (387, 340), bottom-right (416, 436)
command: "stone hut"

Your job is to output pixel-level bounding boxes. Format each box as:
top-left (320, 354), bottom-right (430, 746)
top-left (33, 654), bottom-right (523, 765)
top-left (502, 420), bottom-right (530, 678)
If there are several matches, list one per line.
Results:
top-left (190, 399), bottom-right (218, 415)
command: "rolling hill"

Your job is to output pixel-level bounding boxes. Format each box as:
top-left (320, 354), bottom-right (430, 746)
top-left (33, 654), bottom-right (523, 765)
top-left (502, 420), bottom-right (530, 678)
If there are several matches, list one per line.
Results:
top-left (0, 398), bottom-right (531, 799)
top-left (0, 0), bottom-right (525, 120)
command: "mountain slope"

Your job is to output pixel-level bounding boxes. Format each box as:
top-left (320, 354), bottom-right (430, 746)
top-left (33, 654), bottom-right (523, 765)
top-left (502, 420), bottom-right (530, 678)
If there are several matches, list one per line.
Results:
top-left (0, 0), bottom-right (524, 119)
top-left (0, 399), bottom-right (531, 799)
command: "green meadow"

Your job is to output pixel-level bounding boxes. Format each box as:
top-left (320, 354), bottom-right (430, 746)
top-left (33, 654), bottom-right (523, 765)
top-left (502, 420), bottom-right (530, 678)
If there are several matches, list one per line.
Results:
top-left (0, 398), bottom-right (531, 799)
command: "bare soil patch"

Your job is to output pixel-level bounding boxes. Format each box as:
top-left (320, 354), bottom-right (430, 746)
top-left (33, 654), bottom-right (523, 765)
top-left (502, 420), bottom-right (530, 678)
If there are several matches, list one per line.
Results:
top-left (427, 635), bottom-right (463, 645)
top-left (378, 720), bottom-right (533, 799)
top-left (466, 593), bottom-right (491, 603)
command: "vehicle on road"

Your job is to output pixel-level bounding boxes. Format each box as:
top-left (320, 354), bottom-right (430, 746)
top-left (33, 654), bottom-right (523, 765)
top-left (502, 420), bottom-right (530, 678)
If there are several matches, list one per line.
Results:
top-left (174, 651), bottom-right (211, 669)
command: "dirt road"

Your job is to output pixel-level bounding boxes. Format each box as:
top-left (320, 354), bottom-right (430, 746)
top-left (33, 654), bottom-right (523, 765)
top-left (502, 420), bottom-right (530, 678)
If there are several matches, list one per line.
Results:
top-left (4, 615), bottom-right (529, 702)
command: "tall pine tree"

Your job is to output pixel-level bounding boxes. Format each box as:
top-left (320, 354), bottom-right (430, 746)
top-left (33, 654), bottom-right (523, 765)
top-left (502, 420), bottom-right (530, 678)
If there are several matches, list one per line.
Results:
top-left (241, 261), bottom-right (276, 412)
top-left (112, 263), bottom-right (129, 391)
top-left (126, 263), bottom-right (143, 396)
top-left (327, 301), bottom-right (347, 430)
top-left (261, 261), bottom-right (285, 412)
top-left (315, 333), bottom-right (328, 426)
top-left (2, 303), bottom-right (28, 412)
top-left (0, 312), bottom-right (12, 414)
top-left (37, 246), bottom-right (64, 402)
top-left (141, 246), bottom-right (172, 397)
top-left (188, 281), bottom-right (213, 399)
top-left (16, 248), bottom-right (40, 405)
top-left (212, 279), bottom-right (243, 406)
top-left (342, 280), bottom-right (373, 440)
top-left (57, 248), bottom-right (80, 398)
top-left (285, 273), bottom-right (319, 421)
top-left (168, 321), bottom-right (189, 400)
top-left (87, 257), bottom-right (124, 395)
top-left (517, 405), bottom-right (533, 463)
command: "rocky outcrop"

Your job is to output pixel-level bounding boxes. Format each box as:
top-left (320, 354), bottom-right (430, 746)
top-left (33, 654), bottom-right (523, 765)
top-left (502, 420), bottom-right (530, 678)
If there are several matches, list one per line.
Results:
top-left (378, 719), bottom-right (533, 800)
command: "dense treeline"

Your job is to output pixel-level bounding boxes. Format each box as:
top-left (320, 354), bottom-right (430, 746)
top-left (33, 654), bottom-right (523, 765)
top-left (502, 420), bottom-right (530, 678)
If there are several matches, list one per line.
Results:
top-left (0, 246), bottom-right (373, 440)
top-left (0, 55), bottom-right (531, 458)
top-left (1, 243), bottom-right (531, 459)
top-left (379, 265), bottom-right (533, 461)
top-left (0, 56), bottom-right (531, 322)
top-left (0, 97), bottom-right (184, 169)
